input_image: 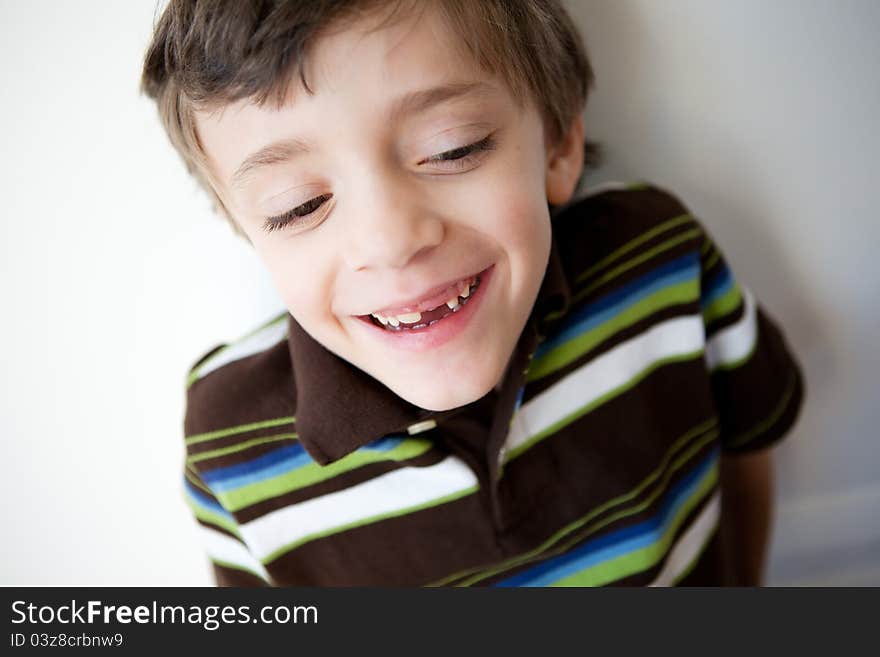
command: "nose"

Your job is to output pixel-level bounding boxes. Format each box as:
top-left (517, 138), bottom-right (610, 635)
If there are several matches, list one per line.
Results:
top-left (341, 167), bottom-right (444, 271)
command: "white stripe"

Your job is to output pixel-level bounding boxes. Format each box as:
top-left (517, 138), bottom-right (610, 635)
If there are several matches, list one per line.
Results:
top-left (705, 287), bottom-right (757, 370)
top-left (195, 316), bottom-right (288, 381)
top-left (240, 456), bottom-right (478, 562)
top-left (505, 315), bottom-right (706, 460)
top-left (199, 525), bottom-right (270, 582)
top-left (649, 491), bottom-right (721, 586)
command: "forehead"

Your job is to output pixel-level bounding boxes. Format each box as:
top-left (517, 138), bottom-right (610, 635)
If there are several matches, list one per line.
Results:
top-left (194, 4), bottom-right (513, 190)
top-left (309, 3), bottom-right (478, 97)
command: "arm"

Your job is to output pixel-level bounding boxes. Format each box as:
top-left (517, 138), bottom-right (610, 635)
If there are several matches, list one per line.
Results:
top-left (719, 446), bottom-right (775, 586)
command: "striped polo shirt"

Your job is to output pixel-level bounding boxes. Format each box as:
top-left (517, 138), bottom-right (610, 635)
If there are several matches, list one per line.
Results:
top-left (181, 181), bottom-right (804, 586)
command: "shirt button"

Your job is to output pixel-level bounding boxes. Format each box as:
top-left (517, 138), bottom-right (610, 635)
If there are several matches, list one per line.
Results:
top-left (406, 419), bottom-right (437, 435)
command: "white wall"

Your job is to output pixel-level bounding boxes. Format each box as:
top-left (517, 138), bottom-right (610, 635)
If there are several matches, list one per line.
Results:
top-left (568, 0), bottom-right (880, 584)
top-left (1, 0), bottom-right (877, 585)
top-left (1, 1), bottom-right (280, 585)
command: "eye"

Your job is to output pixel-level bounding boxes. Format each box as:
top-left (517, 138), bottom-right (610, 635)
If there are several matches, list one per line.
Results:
top-left (262, 193), bottom-right (332, 233)
top-left (421, 134), bottom-right (497, 171)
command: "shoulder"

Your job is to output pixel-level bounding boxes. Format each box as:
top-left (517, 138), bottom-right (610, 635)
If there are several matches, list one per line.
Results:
top-left (551, 180), bottom-right (708, 291)
top-left (553, 179), bottom-right (701, 245)
top-left (183, 311), bottom-right (296, 439)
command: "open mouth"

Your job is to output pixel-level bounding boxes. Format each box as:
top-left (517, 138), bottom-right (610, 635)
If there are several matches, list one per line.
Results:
top-left (363, 274), bottom-right (482, 331)
top-left (354, 267), bottom-right (490, 333)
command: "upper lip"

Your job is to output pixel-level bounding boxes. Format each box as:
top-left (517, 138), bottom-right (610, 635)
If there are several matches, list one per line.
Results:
top-left (359, 267), bottom-right (486, 317)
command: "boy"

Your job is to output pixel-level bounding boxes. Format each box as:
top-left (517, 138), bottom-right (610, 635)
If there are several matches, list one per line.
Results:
top-left (141, 0), bottom-right (804, 586)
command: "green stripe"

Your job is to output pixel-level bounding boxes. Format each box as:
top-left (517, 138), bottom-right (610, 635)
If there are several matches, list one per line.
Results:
top-left (551, 459), bottom-right (718, 586)
top-left (187, 312), bottom-right (288, 388)
top-left (218, 438), bottom-right (436, 512)
top-left (439, 421), bottom-right (718, 587)
top-left (526, 278), bottom-right (699, 382)
top-left (185, 416), bottom-right (296, 446)
top-left (506, 349), bottom-right (704, 465)
top-left (263, 484), bottom-right (479, 565)
top-left (702, 282), bottom-right (742, 325)
top-left (574, 214), bottom-right (694, 285)
top-left (187, 433), bottom-right (298, 464)
top-left (572, 228), bottom-right (703, 307)
top-left (186, 367), bottom-right (204, 389)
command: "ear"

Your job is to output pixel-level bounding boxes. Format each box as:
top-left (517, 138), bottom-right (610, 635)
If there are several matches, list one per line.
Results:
top-left (545, 113), bottom-right (585, 206)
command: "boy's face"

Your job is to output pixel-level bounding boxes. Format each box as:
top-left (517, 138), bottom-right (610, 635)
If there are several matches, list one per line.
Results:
top-left (194, 5), bottom-right (582, 411)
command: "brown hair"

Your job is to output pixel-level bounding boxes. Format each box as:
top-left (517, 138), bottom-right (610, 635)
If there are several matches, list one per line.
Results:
top-left (140, 0), bottom-right (602, 231)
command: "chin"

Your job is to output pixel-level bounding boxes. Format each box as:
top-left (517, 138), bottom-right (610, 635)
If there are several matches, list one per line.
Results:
top-left (388, 368), bottom-right (501, 412)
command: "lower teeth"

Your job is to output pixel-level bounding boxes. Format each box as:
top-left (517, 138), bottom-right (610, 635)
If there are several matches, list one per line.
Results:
top-left (373, 275), bottom-right (480, 331)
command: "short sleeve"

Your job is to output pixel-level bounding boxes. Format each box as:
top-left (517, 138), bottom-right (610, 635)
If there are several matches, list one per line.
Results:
top-left (182, 462), bottom-right (271, 586)
top-left (698, 228), bottom-right (805, 453)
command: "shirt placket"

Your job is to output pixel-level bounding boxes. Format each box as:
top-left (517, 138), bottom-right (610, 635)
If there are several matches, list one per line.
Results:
top-left (484, 318), bottom-right (542, 535)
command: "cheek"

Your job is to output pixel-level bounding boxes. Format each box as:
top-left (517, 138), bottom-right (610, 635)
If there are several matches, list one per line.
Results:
top-left (483, 181), bottom-right (549, 257)
top-left (256, 243), bottom-right (332, 322)
top-left (482, 138), bottom-right (549, 252)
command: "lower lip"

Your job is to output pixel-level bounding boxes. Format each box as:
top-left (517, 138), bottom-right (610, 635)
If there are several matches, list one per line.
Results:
top-left (351, 264), bottom-right (495, 353)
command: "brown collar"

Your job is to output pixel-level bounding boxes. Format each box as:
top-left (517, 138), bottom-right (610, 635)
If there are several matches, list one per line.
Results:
top-left (287, 216), bottom-right (572, 466)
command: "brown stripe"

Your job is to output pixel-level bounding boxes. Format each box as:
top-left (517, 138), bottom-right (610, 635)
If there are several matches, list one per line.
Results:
top-left (184, 339), bottom-right (296, 438)
top-left (423, 362), bottom-right (720, 587)
top-left (212, 562), bottom-right (269, 587)
top-left (476, 441), bottom-right (719, 586)
top-left (699, 242), bottom-right (729, 285)
top-left (675, 530), bottom-right (729, 586)
top-left (565, 227), bottom-right (702, 309)
top-left (711, 306), bottom-right (805, 449)
top-left (722, 363), bottom-right (804, 454)
top-left (260, 493), bottom-right (500, 586)
top-left (195, 516), bottom-right (238, 541)
top-left (186, 425), bottom-right (297, 458)
top-left (511, 362), bottom-right (718, 530)
top-left (188, 433), bottom-right (298, 469)
top-left (554, 186), bottom-right (694, 277)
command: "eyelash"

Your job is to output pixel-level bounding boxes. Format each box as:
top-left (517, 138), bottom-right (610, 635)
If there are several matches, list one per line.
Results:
top-left (262, 134), bottom-right (497, 233)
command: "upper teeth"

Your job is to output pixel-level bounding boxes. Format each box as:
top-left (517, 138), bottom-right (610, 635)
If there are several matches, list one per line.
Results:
top-left (371, 277), bottom-right (476, 324)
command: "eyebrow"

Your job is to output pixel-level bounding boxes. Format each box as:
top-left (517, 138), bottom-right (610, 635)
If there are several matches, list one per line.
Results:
top-left (229, 80), bottom-right (495, 188)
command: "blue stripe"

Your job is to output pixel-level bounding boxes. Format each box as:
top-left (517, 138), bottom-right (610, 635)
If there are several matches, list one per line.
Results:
top-left (201, 434), bottom-right (409, 492)
top-left (363, 435), bottom-right (407, 451)
top-left (202, 444), bottom-right (312, 492)
top-left (700, 264), bottom-right (733, 309)
top-left (513, 385), bottom-right (525, 414)
top-left (493, 447), bottom-right (718, 587)
top-left (183, 478), bottom-right (233, 519)
top-left (536, 252), bottom-right (700, 359)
